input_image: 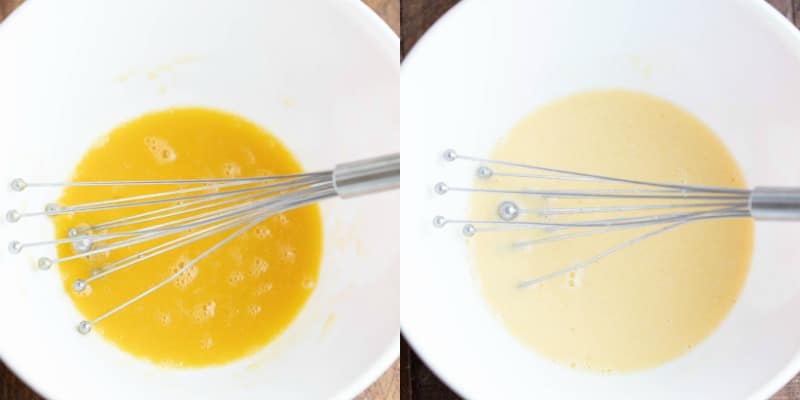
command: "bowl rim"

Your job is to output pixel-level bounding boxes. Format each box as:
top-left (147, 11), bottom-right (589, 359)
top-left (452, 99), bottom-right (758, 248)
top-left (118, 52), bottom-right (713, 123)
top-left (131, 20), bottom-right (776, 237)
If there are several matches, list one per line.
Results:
top-left (325, 3), bottom-right (400, 398)
top-left (399, 0), bottom-right (800, 399)
top-left (0, 0), bottom-right (400, 399)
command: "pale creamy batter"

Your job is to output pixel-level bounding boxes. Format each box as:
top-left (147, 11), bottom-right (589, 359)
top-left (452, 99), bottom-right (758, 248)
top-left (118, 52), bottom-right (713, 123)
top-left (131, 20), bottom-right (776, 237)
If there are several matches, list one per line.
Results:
top-left (469, 90), bottom-right (754, 372)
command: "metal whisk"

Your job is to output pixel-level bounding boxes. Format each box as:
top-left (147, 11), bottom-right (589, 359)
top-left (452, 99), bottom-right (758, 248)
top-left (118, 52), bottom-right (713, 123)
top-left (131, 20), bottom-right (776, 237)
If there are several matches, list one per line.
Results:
top-left (6, 154), bottom-right (399, 334)
top-left (432, 149), bottom-right (800, 288)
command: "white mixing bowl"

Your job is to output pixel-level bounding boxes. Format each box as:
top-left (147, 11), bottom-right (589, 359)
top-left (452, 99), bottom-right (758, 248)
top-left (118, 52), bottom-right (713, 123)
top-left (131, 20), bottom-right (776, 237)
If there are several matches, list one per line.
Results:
top-left (401, 0), bottom-right (800, 398)
top-left (0, 0), bottom-right (398, 399)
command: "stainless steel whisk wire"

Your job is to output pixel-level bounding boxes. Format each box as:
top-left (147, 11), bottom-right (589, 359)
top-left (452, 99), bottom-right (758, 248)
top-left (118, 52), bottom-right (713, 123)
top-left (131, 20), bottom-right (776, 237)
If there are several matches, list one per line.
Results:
top-left (7, 154), bottom-right (399, 334)
top-left (432, 149), bottom-right (800, 288)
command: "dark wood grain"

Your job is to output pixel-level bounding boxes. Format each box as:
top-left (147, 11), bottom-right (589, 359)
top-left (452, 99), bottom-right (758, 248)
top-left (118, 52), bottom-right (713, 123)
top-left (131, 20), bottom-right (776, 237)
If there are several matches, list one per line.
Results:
top-left (402, 0), bottom-right (800, 399)
top-left (0, 362), bottom-right (41, 400)
top-left (771, 0), bottom-right (795, 19)
top-left (401, 338), bottom-right (461, 400)
top-left (400, 0), bottom-right (463, 397)
top-left (400, 0), bottom-right (459, 58)
top-left (797, 0), bottom-right (800, 27)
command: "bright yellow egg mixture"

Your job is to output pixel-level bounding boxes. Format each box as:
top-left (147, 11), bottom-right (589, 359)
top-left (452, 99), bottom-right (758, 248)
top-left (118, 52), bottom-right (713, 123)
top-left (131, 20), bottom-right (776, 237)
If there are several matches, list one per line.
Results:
top-left (54, 108), bottom-right (322, 367)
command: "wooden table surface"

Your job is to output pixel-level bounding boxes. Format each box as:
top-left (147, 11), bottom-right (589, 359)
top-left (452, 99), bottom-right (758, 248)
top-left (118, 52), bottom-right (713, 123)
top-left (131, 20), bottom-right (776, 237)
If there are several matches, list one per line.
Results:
top-left (7, 0), bottom-right (800, 399)
top-left (400, 0), bottom-right (800, 399)
top-left (0, 0), bottom-right (398, 399)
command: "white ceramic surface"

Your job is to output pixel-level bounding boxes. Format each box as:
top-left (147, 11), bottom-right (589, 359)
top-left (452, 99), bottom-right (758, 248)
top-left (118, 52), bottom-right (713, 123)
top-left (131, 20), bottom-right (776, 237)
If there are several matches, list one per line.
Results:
top-left (0, 0), bottom-right (398, 399)
top-left (401, 0), bottom-right (800, 399)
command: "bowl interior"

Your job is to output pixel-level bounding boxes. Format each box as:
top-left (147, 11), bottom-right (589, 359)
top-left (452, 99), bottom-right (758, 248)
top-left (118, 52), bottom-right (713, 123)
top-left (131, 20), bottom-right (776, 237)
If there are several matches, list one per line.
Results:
top-left (0, 0), bottom-right (399, 399)
top-left (401, 0), bottom-right (800, 398)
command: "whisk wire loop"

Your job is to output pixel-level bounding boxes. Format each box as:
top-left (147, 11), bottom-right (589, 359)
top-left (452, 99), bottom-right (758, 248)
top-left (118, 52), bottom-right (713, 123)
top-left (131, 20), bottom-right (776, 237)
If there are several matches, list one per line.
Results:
top-left (433, 149), bottom-right (766, 287)
top-left (7, 153), bottom-right (399, 333)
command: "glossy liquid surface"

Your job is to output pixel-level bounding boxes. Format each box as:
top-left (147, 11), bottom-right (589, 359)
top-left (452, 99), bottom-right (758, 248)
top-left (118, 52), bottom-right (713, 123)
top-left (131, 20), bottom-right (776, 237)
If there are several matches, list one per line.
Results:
top-left (55, 108), bottom-right (323, 367)
top-left (470, 90), bottom-right (753, 372)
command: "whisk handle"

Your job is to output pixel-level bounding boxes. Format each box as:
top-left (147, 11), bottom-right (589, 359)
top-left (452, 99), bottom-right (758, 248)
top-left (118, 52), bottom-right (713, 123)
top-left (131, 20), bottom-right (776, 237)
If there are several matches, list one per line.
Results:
top-left (750, 187), bottom-right (800, 220)
top-left (333, 153), bottom-right (400, 198)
